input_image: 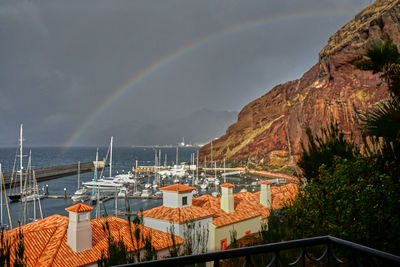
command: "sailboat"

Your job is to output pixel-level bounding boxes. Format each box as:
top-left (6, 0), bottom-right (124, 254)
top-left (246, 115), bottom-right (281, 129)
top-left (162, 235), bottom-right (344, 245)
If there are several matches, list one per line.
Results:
top-left (71, 161), bottom-right (89, 202)
top-left (8, 124), bottom-right (25, 202)
top-left (83, 137), bottom-right (126, 194)
top-left (20, 151), bottom-right (45, 203)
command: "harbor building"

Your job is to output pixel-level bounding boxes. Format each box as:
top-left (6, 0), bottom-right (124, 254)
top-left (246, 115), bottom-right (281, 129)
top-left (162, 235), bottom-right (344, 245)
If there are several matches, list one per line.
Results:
top-left (142, 181), bottom-right (297, 252)
top-left (3, 203), bottom-right (183, 266)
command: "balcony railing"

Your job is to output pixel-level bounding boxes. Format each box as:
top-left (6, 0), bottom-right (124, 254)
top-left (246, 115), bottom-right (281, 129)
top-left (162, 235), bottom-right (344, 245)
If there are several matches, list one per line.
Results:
top-left (115, 236), bottom-right (400, 267)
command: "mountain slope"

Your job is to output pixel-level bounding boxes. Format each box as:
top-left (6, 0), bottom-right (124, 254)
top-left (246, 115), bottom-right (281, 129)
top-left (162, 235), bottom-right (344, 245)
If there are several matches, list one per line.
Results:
top-left (200, 0), bottom-right (400, 164)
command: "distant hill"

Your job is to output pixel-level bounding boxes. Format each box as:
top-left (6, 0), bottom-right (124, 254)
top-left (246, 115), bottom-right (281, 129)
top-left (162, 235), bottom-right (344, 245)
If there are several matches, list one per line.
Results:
top-left (85, 109), bottom-right (237, 146)
top-left (199, 0), bottom-right (399, 164)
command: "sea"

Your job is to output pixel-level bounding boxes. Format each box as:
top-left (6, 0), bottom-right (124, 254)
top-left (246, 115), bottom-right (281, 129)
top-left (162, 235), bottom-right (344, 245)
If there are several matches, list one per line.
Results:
top-left (0, 146), bottom-right (203, 228)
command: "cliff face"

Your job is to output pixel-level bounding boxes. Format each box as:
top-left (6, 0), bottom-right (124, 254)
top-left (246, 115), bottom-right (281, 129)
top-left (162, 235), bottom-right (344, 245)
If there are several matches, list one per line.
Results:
top-left (200, 0), bottom-right (400, 164)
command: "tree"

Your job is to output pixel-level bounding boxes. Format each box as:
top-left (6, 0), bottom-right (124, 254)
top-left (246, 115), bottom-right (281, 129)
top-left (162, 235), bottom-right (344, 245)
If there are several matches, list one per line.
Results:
top-left (355, 40), bottom-right (400, 100)
top-left (355, 40), bottom-right (400, 181)
top-left (297, 121), bottom-right (357, 183)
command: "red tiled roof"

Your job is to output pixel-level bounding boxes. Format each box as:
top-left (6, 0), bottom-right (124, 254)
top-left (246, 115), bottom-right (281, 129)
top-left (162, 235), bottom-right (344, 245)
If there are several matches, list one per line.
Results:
top-left (4, 215), bottom-right (183, 267)
top-left (220, 183), bottom-right (234, 188)
top-left (141, 183), bottom-right (297, 228)
top-left (254, 183), bottom-right (298, 210)
top-left (193, 183), bottom-right (298, 228)
top-left (159, 184), bottom-right (196, 193)
top-left (65, 203), bottom-right (94, 213)
top-left (141, 205), bottom-right (214, 223)
top-left (259, 181), bottom-right (272, 185)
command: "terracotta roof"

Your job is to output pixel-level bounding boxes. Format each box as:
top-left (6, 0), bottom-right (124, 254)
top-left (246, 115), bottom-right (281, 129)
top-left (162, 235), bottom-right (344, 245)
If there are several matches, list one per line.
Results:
top-left (140, 183), bottom-right (297, 228)
top-left (65, 203), bottom-right (94, 213)
top-left (141, 205), bottom-right (214, 223)
top-left (159, 184), bottom-right (196, 193)
top-left (4, 215), bottom-right (183, 267)
top-left (259, 181), bottom-right (272, 185)
top-left (192, 183), bottom-right (298, 228)
top-left (254, 183), bottom-right (298, 210)
top-left (220, 183), bottom-right (234, 188)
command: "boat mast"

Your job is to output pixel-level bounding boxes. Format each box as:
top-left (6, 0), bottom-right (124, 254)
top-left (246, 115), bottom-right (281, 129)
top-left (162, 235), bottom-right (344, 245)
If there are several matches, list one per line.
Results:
top-left (154, 150), bottom-right (157, 183)
top-left (159, 149), bottom-right (161, 182)
top-left (196, 150), bottom-right (199, 181)
top-left (210, 140), bottom-right (213, 175)
top-left (109, 136), bottom-right (113, 178)
top-left (19, 124), bottom-right (23, 194)
top-left (224, 158), bottom-right (226, 183)
top-left (34, 171), bottom-right (43, 220)
top-left (92, 148), bottom-right (99, 196)
top-left (0, 164), bottom-right (12, 229)
top-left (77, 161), bottom-right (80, 190)
top-left (176, 146), bottom-right (178, 166)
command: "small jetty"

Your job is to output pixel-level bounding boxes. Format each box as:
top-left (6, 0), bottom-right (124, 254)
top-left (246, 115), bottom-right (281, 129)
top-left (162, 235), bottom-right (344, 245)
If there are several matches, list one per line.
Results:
top-left (2, 161), bottom-right (106, 188)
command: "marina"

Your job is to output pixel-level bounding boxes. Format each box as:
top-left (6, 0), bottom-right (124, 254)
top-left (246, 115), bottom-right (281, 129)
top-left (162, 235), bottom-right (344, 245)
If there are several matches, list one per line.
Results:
top-left (0, 145), bottom-right (294, 229)
top-left (0, 126), bottom-right (296, 230)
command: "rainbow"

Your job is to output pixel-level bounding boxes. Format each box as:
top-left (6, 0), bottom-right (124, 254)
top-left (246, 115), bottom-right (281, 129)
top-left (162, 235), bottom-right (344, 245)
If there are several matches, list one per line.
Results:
top-left (62, 8), bottom-right (356, 152)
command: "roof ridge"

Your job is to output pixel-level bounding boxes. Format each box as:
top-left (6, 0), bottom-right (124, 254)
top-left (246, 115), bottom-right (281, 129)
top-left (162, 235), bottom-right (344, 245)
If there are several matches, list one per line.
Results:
top-left (33, 226), bottom-right (58, 266)
top-left (35, 221), bottom-right (68, 266)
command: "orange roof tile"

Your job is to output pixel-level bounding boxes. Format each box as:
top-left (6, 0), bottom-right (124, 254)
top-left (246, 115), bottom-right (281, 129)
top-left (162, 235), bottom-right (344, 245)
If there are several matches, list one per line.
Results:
top-left (220, 183), bottom-right (234, 188)
top-left (65, 203), bottom-right (94, 213)
top-left (141, 205), bottom-right (214, 223)
top-left (259, 181), bottom-right (272, 185)
top-left (3, 215), bottom-right (183, 267)
top-left (254, 183), bottom-right (298, 210)
top-left (159, 183), bottom-right (196, 193)
top-left (192, 183), bottom-right (298, 228)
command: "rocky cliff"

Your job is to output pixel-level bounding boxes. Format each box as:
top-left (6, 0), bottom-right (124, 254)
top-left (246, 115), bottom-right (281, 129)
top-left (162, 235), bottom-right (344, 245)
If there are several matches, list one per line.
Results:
top-left (199, 0), bottom-right (400, 166)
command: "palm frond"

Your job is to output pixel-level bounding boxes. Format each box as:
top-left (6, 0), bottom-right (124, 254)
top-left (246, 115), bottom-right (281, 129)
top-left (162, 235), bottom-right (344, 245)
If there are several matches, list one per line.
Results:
top-left (354, 40), bottom-right (400, 73)
top-left (360, 100), bottom-right (400, 140)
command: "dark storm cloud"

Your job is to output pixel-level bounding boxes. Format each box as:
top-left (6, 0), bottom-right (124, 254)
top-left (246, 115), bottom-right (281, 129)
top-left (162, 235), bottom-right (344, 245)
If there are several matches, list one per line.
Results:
top-left (0, 0), bottom-right (371, 146)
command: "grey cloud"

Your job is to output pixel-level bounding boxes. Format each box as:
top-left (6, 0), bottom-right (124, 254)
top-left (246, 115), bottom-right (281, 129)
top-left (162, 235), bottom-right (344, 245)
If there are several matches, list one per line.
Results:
top-left (0, 0), bottom-right (370, 146)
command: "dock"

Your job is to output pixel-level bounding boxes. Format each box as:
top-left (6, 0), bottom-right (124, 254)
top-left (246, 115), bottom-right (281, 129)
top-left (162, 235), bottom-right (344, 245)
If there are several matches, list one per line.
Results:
top-left (2, 161), bottom-right (106, 188)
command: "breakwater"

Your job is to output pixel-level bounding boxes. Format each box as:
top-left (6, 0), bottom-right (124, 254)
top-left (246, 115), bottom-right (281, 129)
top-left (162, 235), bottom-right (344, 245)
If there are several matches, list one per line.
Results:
top-left (1, 161), bottom-right (106, 188)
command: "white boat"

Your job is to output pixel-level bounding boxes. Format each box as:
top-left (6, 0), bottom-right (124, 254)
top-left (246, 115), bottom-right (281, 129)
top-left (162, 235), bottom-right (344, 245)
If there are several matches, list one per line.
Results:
top-left (141, 189), bottom-right (151, 198)
top-left (21, 189), bottom-right (45, 202)
top-left (200, 182), bottom-right (208, 189)
top-left (133, 191), bottom-right (141, 196)
top-left (211, 191), bottom-right (220, 197)
top-left (206, 177), bottom-right (219, 184)
top-left (240, 188), bottom-right (248, 193)
top-left (83, 179), bottom-right (125, 192)
top-left (71, 187), bottom-right (89, 202)
top-left (118, 187), bottom-right (129, 198)
top-left (114, 172), bottom-right (134, 184)
top-left (154, 191), bottom-right (162, 197)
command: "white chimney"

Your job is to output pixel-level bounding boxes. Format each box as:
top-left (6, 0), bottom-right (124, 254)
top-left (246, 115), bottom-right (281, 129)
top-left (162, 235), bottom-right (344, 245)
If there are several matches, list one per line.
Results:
top-left (220, 183), bottom-right (235, 213)
top-left (159, 184), bottom-right (196, 208)
top-left (259, 181), bottom-right (272, 208)
top-left (65, 203), bottom-right (94, 252)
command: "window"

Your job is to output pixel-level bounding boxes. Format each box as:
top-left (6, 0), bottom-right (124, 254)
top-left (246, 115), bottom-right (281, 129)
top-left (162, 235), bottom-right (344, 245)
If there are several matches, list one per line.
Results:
top-left (245, 230), bottom-right (251, 235)
top-left (182, 196), bottom-right (187, 206)
top-left (220, 238), bottom-right (227, 250)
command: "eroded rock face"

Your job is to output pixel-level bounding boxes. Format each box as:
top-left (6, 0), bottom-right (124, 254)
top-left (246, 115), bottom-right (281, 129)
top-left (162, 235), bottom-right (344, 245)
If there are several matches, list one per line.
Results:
top-left (200, 0), bottom-right (400, 164)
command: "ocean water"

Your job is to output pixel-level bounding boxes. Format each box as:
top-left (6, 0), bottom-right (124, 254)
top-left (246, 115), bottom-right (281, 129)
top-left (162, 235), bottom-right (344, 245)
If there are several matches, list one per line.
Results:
top-left (0, 146), bottom-right (199, 228)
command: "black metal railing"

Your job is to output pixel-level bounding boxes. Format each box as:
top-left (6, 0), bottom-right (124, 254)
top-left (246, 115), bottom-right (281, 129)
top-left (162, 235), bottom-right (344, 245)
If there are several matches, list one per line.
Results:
top-left (115, 236), bottom-right (400, 267)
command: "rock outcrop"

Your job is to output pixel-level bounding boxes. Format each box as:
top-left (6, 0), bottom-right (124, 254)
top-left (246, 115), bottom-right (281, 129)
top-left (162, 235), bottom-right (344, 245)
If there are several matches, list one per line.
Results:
top-left (199, 0), bottom-right (400, 165)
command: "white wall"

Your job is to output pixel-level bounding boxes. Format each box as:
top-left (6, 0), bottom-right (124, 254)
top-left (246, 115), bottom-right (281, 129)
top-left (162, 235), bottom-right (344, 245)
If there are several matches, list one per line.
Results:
top-left (209, 216), bottom-right (264, 252)
top-left (163, 191), bottom-right (192, 208)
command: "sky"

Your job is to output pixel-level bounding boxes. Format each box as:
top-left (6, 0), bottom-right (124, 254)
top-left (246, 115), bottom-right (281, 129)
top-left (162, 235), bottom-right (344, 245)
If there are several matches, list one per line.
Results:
top-left (0, 0), bottom-right (373, 147)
